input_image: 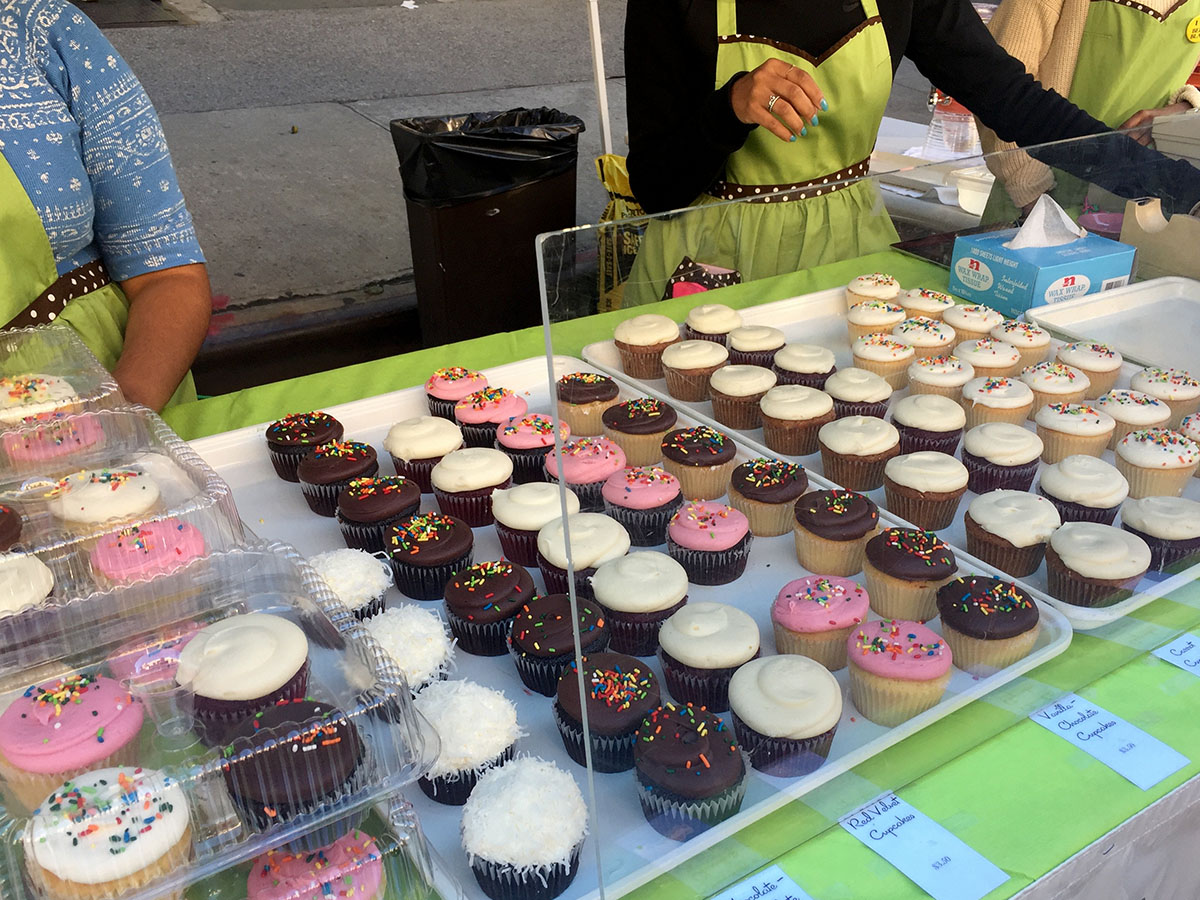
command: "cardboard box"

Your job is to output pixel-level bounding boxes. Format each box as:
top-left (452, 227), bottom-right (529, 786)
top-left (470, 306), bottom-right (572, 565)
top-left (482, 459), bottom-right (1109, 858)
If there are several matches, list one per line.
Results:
top-left (947, 228), bottom-right (1136, 318)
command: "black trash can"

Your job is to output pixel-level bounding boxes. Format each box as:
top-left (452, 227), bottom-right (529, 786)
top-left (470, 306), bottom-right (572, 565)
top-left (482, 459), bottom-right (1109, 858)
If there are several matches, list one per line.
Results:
top-left (390, 108), bottom-right (585, 348)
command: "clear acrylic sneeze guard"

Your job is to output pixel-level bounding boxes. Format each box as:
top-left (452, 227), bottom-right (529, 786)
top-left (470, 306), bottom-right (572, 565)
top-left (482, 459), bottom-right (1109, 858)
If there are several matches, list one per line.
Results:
top-left (0, 326), bottom-right (124, 424)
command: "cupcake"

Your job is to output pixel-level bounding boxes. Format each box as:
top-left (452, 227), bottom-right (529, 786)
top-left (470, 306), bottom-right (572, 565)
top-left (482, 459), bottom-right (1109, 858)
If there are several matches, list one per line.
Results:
top-left (792, 489), bottom-right (879, 576)
top-left (1034, 402), bottom-right (1115, 463)
top-left (0, 554), bottom-right (55, 620)
top-left (708, 365), bottom-right (778, 429)
top-left (899, 288), bottom-right (956, 320)
top-left (383, 415), bottom-right (464, 493)
top-left (590, 552), bottom-right (688, 656)
top-left (817, 415), bottom-right (901, 491)
top-left (1113, 428), bottom-right (1200, 498)
top-left (336, 475), bottom-right (421, 552)
top-left (601, 466), bottom-right (683, 546)
top-left (88, 518), bottom-right (206, 587)
top-left (943, 303), bottom-right (1004, 344)
top-left (1020, 362), bottom-right (1090, 419)
top-left (961, 376), bottom-right (1034, 428)
top-left (846, 300), bottom-right (907, 342)
top-left (544, 437), bottom-right (627, 512)
top-left (247, 831), bottom-right (386, 900)
top-left (727, 457), bottom-right (809, 536)
top-left (772, 343), bottom-right (837, 389)
top-left (367, 604), bottom-right (455, 691)
top-left (1056, 342), bottom-right (1123, 399)
top-left (883, 452), bottom-right (970, 531)
top-left (889, 393), bottom-right (965, 455)
top-left (728, 656), bottom-right (842, 777)
top-left (444, 560), bottom-right (535, 656)
top-left (824, 367), bottom-right (893, 419)
top-left (25, 767), bottom-right (190, 900)
top-left (414, 680), bottom-right (523, 805)
top-left (659, 425), bottom-right (738, 500)
top-left (1045, 522), bottom-right (1151, 607)
top-left (491, 482), bottom-right (580, 566)
top-left (936, 576), bottom-right (1041, 673)
top-left (953, 338), bottom-right (1023, 379)
top-left (846, 273), bottom-right (901, 309)
top-left (771, 574), bottom-right (869, 669)
top-left (455, 388), bottom-right (529, 447)
top-left (1, 412), bottom-right (104, 469)
top-left (176, 613), bottom-right (310, 725)
top-left (961, 422), bottom-right (1043, 493)
top-left (0, 504), bottom-right (19, 551)
top-left (1037, 455), bottom-right (1129, 525)
top-left (556, 373), bottom-right (619, 436)
top-left (106, 623), bottom-right (200, 690)
top-left (760, 385), bottom-right (836, 456)
top-left (908, 355), bottom-right (976, 399)
top-left (386, 513), bottom-right (475, 601)
top-left (47, 467), bottom-right (161, 531)
top-left (847, 619), bottom-right (952, 726)
top-left (507, 593), bottom-right (610, 695)
top-left (964, 490), bottom-right (1061, 577)
top-left (601, 398), bottom-right (677, 466)
top-left (554, 652), bottom-right (660, 771)
top-left (1120, 496), bottom-right (1200, 572)
top-left (684, 303), bottom-right (742, 344)
top-left (431, 447), bottom-right (514, 526)
top-left (0, 375), bottom-right (79, 424)
top-left (0, 674), bottom-right (145, 814)
top-left (265, 411), bottom-right (343, 482)
top-left (426, 367), bottom-right (488, 419)
top-left (1130, 367), bottom-right (1200, 428)
top-left (613, 313), bottom-right (682, 379)
top-left (862, 528), bottom-right (958, 622)
top-left (495, 414), bottom-right (569, 484)
top-left (667, 500), bottom-right (753, 585)
top-left (658, 601), bottom-right (759, 712)
top-left (990, 320), bottom-right (1051, 369)
top-left (536, 512), bottom-right (630, 600)
top-left (850, 334), bottom-right (915, 390)
top-left (297, 441), bottom-right (379, 517)
top-left (1095, 390), bottom-right (1171, 450)
top-left (1183, 415), bottom-right (1200, 468)
top-left (660, 339), bottom-right (729, 402)
top-left (891, 316), bottom-right (957, 359)
top-left (307, 547), bottom-right (392, 620)
top-left (461, 757), bottom-right (588, 900)
top-left (727, 325), bottom-right (786, 367)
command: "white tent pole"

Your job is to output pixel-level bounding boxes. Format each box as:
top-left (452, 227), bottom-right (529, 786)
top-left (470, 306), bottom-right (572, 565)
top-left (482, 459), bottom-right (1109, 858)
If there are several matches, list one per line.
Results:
top-left (585, 0), bottom-right (614, 155)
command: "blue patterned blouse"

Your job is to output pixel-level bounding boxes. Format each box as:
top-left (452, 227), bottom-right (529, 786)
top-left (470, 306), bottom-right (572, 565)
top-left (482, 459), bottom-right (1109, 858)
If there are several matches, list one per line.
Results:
top-left (0, 0), bottom-right (205, 281)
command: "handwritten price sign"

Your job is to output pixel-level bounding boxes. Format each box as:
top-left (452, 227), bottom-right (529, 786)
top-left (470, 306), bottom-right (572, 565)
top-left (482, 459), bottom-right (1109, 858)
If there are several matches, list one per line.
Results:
top-left (1153, 634), bottom-right (1200, 675)
top-left (709, 865), bottom-right (814, 900)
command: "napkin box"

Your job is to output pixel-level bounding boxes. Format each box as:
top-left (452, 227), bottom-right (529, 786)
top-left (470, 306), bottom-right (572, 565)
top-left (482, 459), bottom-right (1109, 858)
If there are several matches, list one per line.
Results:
top-left (947, 229), bottom-right (1136, 318)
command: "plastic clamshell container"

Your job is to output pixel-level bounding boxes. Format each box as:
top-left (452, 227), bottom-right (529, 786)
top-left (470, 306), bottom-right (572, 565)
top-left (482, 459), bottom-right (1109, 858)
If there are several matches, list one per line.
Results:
top-left (0, 542), bottom-right (437, 900)
top-left (0, 326), bottom-right (123, 428)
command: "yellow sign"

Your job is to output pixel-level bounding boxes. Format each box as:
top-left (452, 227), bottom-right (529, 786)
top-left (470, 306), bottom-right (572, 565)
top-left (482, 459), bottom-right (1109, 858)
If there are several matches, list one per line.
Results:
top-left (1187, 14), bottom-right (1200, 42)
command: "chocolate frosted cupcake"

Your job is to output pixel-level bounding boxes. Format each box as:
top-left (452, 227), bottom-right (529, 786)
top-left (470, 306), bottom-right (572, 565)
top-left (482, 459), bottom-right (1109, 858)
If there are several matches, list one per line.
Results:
top-left (495, 414), bottom-right (569, 483)
top-left (889, 393), bottom-right (965, 456)
top-left (1120, 496), bottom-right (1200, 572)
top-left (426, 367), bottom-right (488, 419)
top-left (709, 365), bottom-right (778, 430)
top-left (760, 384), bottom-right (836, 456)
top-left (386, 513), bottom-right (475, 600)
top-left (601, 466), bottom-right (683, 546)
top-left (961, 422), bottom-right (1043, 493)
top-left (0, 503), bottom-right (22, 551)
top-left (384, 415), bottom-right (465, 493)
top-left (544, 437), bottom-right (627, 512)
top-left (266, 411), bottom-right (344, 482)
top-left (817, 415), bottom-right (901, 491)
top-left (591, 552), bottom-right (689, 656)
top-left (661, 339), bottom-right (729, 402)
top-left (660, 425), bottom-right (738, 501)
top-left (907, 355), bottom-right (975, 399)
top-left (554, 652), bottom-right (660, 771)
top-left (432, 447), bottom-right (514, 526)
top-left (727, 457), bottom-right (809, 536)
top-left (1045, 522), bottom-right (1151, 607)
top-left (556, 372), bottom-right (620, 436)
top-left (602, 398), bottom-right (677, 467)
top-left (683, 303), bottom-right (742, 344)
top-left (1037, 455), bottom-right (1129, 525)
top-left (882, 451), bottom-right (969, 531)
top-left (491, 482), bottom-right (580, 566)
top-left (727, 324), bottom-right (786, 367)
top-left (862, 528), bottom-right (957, 622)
top-left (508, 592), bottom-right (610, 695)
top-left (964, 490), bottom-right (1061, 577)
top-left (793, 489), bottom-right (879, 576)
top-left (614, 313), bottom-right (682, 379)
top-left (772, 343), bottom-right (836, 389)
top-left (657, 601), bottom-right (759, 712)
top-left (667, 500), bottom-right (753, 585)
top-left (336, 475), bottom-right (421, 553)
top-left (297, 441), bottom-right (379, 516)
top-left (936, 576), bottom-right (1040, 673)
top-left (455, 388), bottom-right (529, 448)
top-left (824, 367), bottom-right (893, 419)
top-left (444, 561), bottom-right (535, 655)
top-left (536, 512), bottom-right (630, 600)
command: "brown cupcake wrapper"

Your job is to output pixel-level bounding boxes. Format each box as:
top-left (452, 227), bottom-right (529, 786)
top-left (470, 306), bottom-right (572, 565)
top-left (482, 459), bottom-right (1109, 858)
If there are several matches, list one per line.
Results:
top-left (832, 399), bottom-right (889, 420)
top-left (964, 514), bottom-right (1046, 578)
top-left (961, 451), bottom-right (1040, 494)
top-left (545, 473), bottom-right (605, 513)
top-left (772, 367), bottom-right (834, 390)
top-left (508, 626), bottom-right (608, 696)
top-left (535, 554), bottom-right (598, 601)
top-left (895, 426), bottom-right (962, 456)
top-left (445, 606), bottom-right (516, 656)
top-left (663, 365), bottom-right (722, 402)
top-left (793, 525), bottom-right (874, 577)
top-left (460, 422), bottom-right (505, 448)
top-left (730, 712), bottom-right (835, 777)
top-left (268, 445), bottom-right (310, 483)
top-left (299, 463), bottom-right (380, 517)
top-left (553, 702), bottom-right (637, 772)
top-left (391, 454), bottom-right (444, 493)
top-left (349, 596), bottom-right (387, 621)
top-left (494, 442), bottom-right (553, 484)
top-left (1045, 549), bottom-right (1143, 607)
top-left (1036, 488), bottom-right (1120, 526)
top-left (882, 481), bottom-right (965, 532)
top-left (337, 509), bottom-right (417, 554)
top-left (667, 534), bottom-right (753, 586)
top-left (636, 768), bottom-right (748, 842)
top-left (493, 521), bottom-right (540, 567)
top-left (683, 326), bottom-right (729, 345)
top-left (616, 338), bottom-right (678, 380)
top-left (819, 444), bottom-right (898, 491)
top-left (1121, 523), bottom-right (1200, 573)
top-left (433, 480), bottom-right (511, 527)
top-left (426, 394), bottom-right (458, 420)
top-left (194, 659), bottom-right (311, 725)
top-left (603, 496), bottom-right (682, 547)
top-left (418, 744), bottom-right (515, 805)
top-left (710, 390), bottom-right (767, 430)
top-left (728, 348), bottom-right (778, 367)
top-left (659, 648), bottom-right (756, 713)
top-left (470, 843), bottom-right (582, 900)
top-left (390, 550), bottom-right (475, 601)
top-left (600, 598), bottom-right (687, 656)
top-left (772, 622), bottom-right (853, 670)
top-left (762, 412), bottom-right (832, 457)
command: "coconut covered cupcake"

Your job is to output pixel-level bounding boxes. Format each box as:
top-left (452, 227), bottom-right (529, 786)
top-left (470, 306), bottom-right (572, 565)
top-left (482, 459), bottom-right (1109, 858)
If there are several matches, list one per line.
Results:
top-left (846, 300), bottom-right (907, 342)
top-left (793, 489), bottom-right (880, 576)
top-left (367, 604), bottom-right (456, 692)
top-left (709, 365), bottom-right (778, 429)
top-left (943, 304), bottom-right (1004, 344)
top-left (862, 528), bottom-right (958, 622)
top-left (964, 490), bottom-right (1061, 577)
top-left (990, 320), bottom-right (1051, 369)
top-left (1120, 496), bottom-right (1200, 572)
top-left (727, 458), bottom-right (809, 536)
top-left (657, 602), bottom-right (759, 712)
top-left (760, 384), bottom-right (836, 456)
top-left (1045, 522), bottom-right (1151, 607)
top-left (667, 500), bottom-right (753, 585)
top-left (817, 415), bottom-right (901, 491)
top-left (961, 376), bottom-right (1034, 429)
top-left (772, 575), bottom-right (869, 669)
top-left (954, 338), bottom-right (1023, 379)
top-left (308, 547), bottom-right (393, 620)
top-left (850, 334), bottom-right (915, 390)
top-left (384, 415), bottom-right (465, 492)
top-left (908, 355), bottom-right (975, 399)
top-left (684, 303), bottom-right (742, 344)
top-left (847, 619), bottom-right (952, 726)
top-left (1020, 362), bottom-right (1090, 418)
top-left (591, 552), bottom-right (688, 656)
top-left (1095, 390), bottom-right (1171, 450)
top-left (1130, 367), bottom-right (1200, 428)
top-left (491, 482), bottom-right (580, 566)
top-left (1056, 342), bottom-right (1123, 399)
top-left (900, 288), bottom-right (957, 321)
top-left (772, 343), bottom-right (837, 389)
top-left (825, 367), bottom-right (893, 419)
top-left (961, 422), bottom-right (1044, 493)
top-left (882, 451), bottom-right (970, 531)
top-left (936, 576), bottom-right (1040, 673)
top-left (1034, 402), bottom-right (1116, 463)
top-left (890, 393), bottom-right (965, 456)
top-left (613, 313), bottom-right (681, 379)
top-left (1038, 455), bottom-right (1129, 525)
top-left (1113, 428), bottom-right (1200, 498)
top-left (891, 316), bottom-right (957, 359)
top-left (661, 339), bottom-right (729, 402)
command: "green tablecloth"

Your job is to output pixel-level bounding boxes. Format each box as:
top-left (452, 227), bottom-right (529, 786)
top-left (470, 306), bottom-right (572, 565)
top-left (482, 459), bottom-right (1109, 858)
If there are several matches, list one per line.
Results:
top-left (166, 250), bottom-right (1200, 900)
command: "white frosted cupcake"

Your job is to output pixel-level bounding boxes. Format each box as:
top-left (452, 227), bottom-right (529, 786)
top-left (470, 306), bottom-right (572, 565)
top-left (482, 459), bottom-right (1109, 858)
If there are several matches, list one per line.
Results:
top-left (1120, 496), bottom-right (1200, 572)
top-left (1037, 455), bottom-right (1129, 525)
top-left (891, 316), bottom-right (956, 359)
top-left (0, 554), bottom-right (54, 615)
top-left (491, 482), bottom-right (580, 565)
top-left (907, 355), bottom-right (976, 399)
top-left (943, 304), bottom-right (1004, 344)
top-left (1182, 415), bottom-right (1200, 475)
top-left (773, 343), bottom-right (837, 389)
top-left (384, 415), bottom-right (465, 493)
top-left (1113, 428), bottom-right (1200, 498)
top-left (708, 365), bottom-right (778, 430)
top-left (953, 338), bottom-right (1023, 379)
top-left (900, 288), bottom-right (957, 321)
top-left (307, 547), bottom-right (392, 619)
top-left (847, 300), bottom-right (907, 341)
top-left (367, 604), bottom-right (456, 692)
top-left (961, 376), bottom-right (1034, 429)
top-left (1045, 522), bottom-right (1150, 607)
top-left (990, 320), bottom-right (1051, 369)
top-left (1034, 402), bottom-right (1116, 463)
top-left (1056, 342), bottom-right (1123, 399)
top-left (591, 551), bottom-right (689, 656)
top-left (817, 416), bottom-right (901, 491)
top-left (431, 446), bottom-right (514, 526)
top-left (657, 601), bottom-right (760, 713)
top-left (965, 490), bottom-right (1061, 576)
top-left (825, 367), bottom-right (893, 419)
top-left (961, 422), bottom-right (1043, 493)
top-left (890, 393), bottom-right (966, 456)
top-left (660, 339), bottom-right (729, 402)
top-left (759, 384), bottom-right (836, 456)
top-left (48, 467), bottom-right (161, 531)
top-left (613, 314), bottom-right (682, 379)
top-left (846, 273), bottom-right (901, 309)
top-left (684, 303), bottom-right (742, 345)
top-left (536, 512), bottom-right (630, 600)
top-left (883, 451), bottom-right (970, 531)
top-left (1020, 362), bottom-right (1090, 418)
top-left (728, 325), bottom-right (786, 367)
top-left (1095, 389), bottom-right (1172, 450)
top-left (850, 334), bottom-right (915, 390)
top-left (1129, 367), bottom-right (1200, 428)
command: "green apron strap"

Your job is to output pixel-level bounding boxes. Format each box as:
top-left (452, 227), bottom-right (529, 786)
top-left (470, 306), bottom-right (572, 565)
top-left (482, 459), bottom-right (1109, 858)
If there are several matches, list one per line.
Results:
top-left (717, 0), bottom-right (738, 37)
top-left (0, 150), bottom-right (61, 317)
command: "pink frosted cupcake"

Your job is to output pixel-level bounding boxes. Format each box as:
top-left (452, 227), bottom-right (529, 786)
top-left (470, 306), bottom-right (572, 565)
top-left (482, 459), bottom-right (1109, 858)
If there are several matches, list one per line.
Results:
top-left (426, 367), bottom-right (488, 419)
top-left (495, 413), bottom-right (569, 483)
top-left (772, 575), bottom-right (869, 670)
top-left (544, 437), bottom-right (627, 512)
top-left (602, 466), bottom-right (683, 546)
top-left (667, 501), bottom-right (753, 585)
top-left (89, 518), bottom-right (207, 586)
top-left (1, 411), bottom-right (104, 467)
top-left (847, 619), bottom-right (952, 726)
top-left (454, 387), bottom-right (528, 447)
top-left (247, 831), bottom-right (386, 900)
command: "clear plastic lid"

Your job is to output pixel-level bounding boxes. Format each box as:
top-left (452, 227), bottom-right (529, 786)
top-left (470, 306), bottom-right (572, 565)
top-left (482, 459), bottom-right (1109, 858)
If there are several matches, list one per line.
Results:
top-left (0, 325), bottom-right (123, 427)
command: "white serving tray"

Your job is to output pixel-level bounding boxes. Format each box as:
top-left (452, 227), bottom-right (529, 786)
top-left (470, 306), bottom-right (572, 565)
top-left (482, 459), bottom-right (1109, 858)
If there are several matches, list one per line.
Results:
top-left (1026, 276), bottom-right (1200, 373)
top-left (189, 354), bottom-right (1070, 900)
top-left (583, 289), bottom-right (1200, 631)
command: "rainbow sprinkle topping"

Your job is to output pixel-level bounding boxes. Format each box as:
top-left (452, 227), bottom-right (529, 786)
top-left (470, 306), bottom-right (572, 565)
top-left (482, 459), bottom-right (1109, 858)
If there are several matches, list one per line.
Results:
top-left (855, 620), bottom-right (945, 659)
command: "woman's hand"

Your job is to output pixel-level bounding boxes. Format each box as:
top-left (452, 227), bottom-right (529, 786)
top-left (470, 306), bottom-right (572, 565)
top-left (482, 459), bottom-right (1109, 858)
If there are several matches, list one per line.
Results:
top-left (729, 58), bottom-right (826, 142)
top-left (1117, 102), bottom-right (1191, 146)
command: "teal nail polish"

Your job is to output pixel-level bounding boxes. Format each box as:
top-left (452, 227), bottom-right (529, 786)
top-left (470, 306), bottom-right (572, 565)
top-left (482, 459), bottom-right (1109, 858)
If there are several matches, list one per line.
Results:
top-left (811, 115), bottom-right (819, 127)
top-left (789, 134), bottom-right (797, 142)
top-left (820, 98), bottom-right (829, 111)
top-left (800, 126), bottom-right (807, 137)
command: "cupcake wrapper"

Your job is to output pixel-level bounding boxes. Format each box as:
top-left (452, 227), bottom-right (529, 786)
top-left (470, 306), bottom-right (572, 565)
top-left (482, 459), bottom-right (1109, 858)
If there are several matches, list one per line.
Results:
top-left (600, 598), bottom-right (687, 657)
top-left (896, 425), bottom-right (962, 457)
top-left (659, 648), bottom-right (757, 713)
top-left (390, 550), bottom-right (475, 601)
top-left (461, 422), bottom-right (503, 448)
top-left (281, 807), bottom-right (368, 855)
top-left (793, 526), bottom-right (874, 577)
top-left (963, 402), bottom-right (1033, 430)
top-left (604, 496), bottom-right (683, 547)
top-left (508, 628), bottom-right (609, 696)
top-left (0, 736), bottom-right (142, 816)
top-left (1035, 428), bottom-right (1112, 465)
top-left (418, 744), bottom-right (516, 806)
top-left (337, 508), bottom-right (418, 554)
top-left (268, 445), bottom-right (310, 483)
top-left (556, 399), bottom-right (615, 437)
top-left (1036, 488), bottom-right (1120, 526)
top-left (848, 663), bottom-right (950, 727)
top-left (1113, 458), bottom-right (1197, 500)
top-left (446, 606), bottom-right (515, 656)
top-left (730, 712), bottom-right (835, 777)
top-left (602, 428), bottom-right (668, 468)
top-left (961, 451), bottom-right (1040, 494)
top-left (495, 443), bottom-right (553, 484)
top-left (426, 394), bottom-right (457, 420)
top-left (852, 356), bottom-right (909, 391)
top-left (908, 381), bottom-right (964, 400)
top-left (616, 340), bottom-right (675, 380)
top-left (300, 464), bottom-right (380, 517)
top-left (390, 454), bottom-right (444, 494)
top-left (434, 481), bottom-right (511, 527)
top-left (847, 322), bottom-right (896, 342)
top-left (636, 769), bottom-right (748, 842)
top-left (908, 343), bottom-right (957, 360)
top-left (833, 399), bottom-right (889, 420)
top-left (236, 749), bottom-right (368, 840)
top-left (683, 326), bottom-right (728, 345)
top-left (470, 844), bottom-right (582, 900)
top-left (1013, 345), bottom-right (1050, 370)
top-left (535, 554), bottom-right (597, 601)
top-left (1164, 397), bottom-right (1200, 430)
top-left (1078, 366), bottom-right (1120, 400)
top-left (553, 703), bottom-right (636, 772)
top-left (1122, 523), bottom-right (1200, 573)
top-left (728, 348), bottom-right (777, 368)
top-left (661, 458), bottom-right (736, 502)
top-left (667, 533), bottom-right (753, 586)
top-left (761, 414), bottom-right (830, 457)
top-left (772, 366), bottom-right (835, 390)
top-left (862, 561), bottom-right (944, 622)
top-left (772, 622), bottom-right (853, 670)
top-left (194, 659), bottom-right (311, 725)
top-left (970, 362), bottom-right (1024, 380)
top-left (949, 325), bottom-right (991, 345)
top-left (351, 595), bottom-right (387, 621)
top-left (663, 366), bottom-right (719, 402)
top-left (882, 481), bottom-right (965, 532)
top-left (964, 514), bottom-right (1046, 578)
top-left (1029, 388), bottom-right (1089, 420)
top-left (494, 521), bottom-right (539, 566)
top-left (939, 622), bottom-right (1041, 676)
top-left (819, 445), bottom-right (897, 492)
top-left (1045, 556), bottom-right (1142, 607)
top-left (545, 473), bottom-right (605, 513)
top-left (727, 493), bottom-right (797, 537)
top-left (710, 390), bottom-right (767, 430)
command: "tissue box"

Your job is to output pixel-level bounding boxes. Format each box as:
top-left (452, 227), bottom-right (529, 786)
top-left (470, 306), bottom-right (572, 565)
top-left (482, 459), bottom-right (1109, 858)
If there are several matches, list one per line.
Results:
top-left (947, 229), bottom-right (1136, 318)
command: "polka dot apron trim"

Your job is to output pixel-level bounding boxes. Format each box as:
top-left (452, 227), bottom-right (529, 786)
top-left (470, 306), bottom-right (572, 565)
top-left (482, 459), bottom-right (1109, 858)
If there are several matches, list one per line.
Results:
top-left (710, 156), bottom-right (872, 204)
top-left (2, 261), bottom-right (111, 330)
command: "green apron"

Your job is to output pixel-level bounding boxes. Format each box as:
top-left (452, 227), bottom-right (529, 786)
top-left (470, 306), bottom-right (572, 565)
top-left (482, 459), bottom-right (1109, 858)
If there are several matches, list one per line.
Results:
top-left (623, 0), bottom-right (898, 306)
top-left (0, 149), bottom-right (196, 405)
top-left (983, 0), bottom-right (1200, 223)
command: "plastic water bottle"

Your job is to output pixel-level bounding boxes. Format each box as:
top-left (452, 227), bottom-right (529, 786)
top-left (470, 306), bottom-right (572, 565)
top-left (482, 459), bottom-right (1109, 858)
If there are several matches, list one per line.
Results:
top-left (921, 2), bottom-right (995, 159)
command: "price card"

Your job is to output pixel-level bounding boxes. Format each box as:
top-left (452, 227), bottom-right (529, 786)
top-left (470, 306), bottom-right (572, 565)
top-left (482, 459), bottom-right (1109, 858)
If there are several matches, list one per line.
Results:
top-left (838, 792), bottom-right (1008, 900)
top-left (1029, 692), bottom-right (1189, 790)
top-left (709, 865), bottom-right (815, 900)
top-left (1153, 634), bottom-right (1200, 675)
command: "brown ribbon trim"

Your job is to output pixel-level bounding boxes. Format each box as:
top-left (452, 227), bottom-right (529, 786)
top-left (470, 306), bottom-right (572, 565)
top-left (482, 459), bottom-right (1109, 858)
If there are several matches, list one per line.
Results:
top-left (718, 17), bottom-right (883, 67)
top-left (1088, 0), bottom-right (1191, 21)
top-left (2, 260), bottom-right (111, 331)
top-left (710, 156), bottom-right (872, 204)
